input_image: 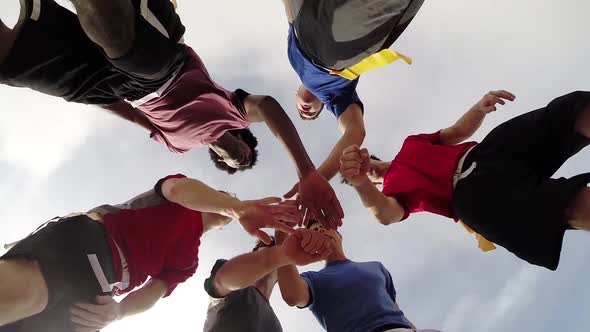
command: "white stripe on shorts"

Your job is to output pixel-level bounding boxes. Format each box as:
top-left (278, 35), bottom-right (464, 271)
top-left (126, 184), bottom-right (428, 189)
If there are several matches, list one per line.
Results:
top-left (87, 254), bottom-right (113, 293)
top-left (30, 0), bottom-right (41, 21)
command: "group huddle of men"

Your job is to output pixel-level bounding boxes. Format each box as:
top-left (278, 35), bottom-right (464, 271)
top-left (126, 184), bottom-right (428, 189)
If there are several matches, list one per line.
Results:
top-left (1, 0), bottom-right (589, 331)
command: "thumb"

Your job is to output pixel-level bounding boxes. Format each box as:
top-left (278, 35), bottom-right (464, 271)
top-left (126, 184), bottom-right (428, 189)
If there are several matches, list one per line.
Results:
top-left (283, 184), bottom-right (299, 199)
top-left (96, 295), bottom-right (112, 305)
top-left (253, 229), bottom-right (273, 245)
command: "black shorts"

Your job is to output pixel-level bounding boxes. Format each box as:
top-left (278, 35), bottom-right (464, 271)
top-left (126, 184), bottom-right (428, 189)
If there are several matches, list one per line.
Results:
top-left (294, 0), bottom-right (426, 69)
top-left (0, 215), bottom-right (116, 332)
top-left (0, 0), bottom-right (186, 105)
top-left (453, 91), bottom-right (590, 270)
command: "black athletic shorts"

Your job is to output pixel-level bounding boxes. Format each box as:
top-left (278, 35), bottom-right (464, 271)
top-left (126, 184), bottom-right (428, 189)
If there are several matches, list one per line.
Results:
top-left (0, 215), bottom-right (116, 332)
top-left (453, 91), bottom-right (590, 270)
top-left (0, 0), bottom-right (187, 105)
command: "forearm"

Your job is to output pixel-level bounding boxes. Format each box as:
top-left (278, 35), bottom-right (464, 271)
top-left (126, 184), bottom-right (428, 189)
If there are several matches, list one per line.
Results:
top-left (255, 96), bottom-right (316, 178)
top-left (318, 128), bottom-right (365, 180)
top-left (277, 265), bottom-right (309, 307)
top-left (354, 178), bottom-right (402, 224)
top-left (448, 105), bottom-right (487, 142)
top-left (101, 102), bottom-right (156, 134)
top-left (163, 178), bottom-right (241, 217)
top-left (217, 247), bottom-right (290, 292)
top-left (119, 279), bottom-right (167, 319)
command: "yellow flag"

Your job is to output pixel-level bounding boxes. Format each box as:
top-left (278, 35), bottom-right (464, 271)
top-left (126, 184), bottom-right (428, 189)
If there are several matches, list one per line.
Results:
top-left (330, 49), bottom-right (412, 80)
top-left (459, 221), bottom-right (497, 252)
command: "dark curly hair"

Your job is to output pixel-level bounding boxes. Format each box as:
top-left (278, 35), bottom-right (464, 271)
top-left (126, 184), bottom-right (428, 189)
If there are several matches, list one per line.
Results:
top-left (209, 128), bottom-right (259, 174)
top-left (252, 236), bottom-right (277, 251)
top-left (340, 155), bottom-right (382, 186)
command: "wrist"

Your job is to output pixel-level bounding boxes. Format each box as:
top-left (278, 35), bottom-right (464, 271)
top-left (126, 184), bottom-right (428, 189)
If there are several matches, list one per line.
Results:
top-left (272, 246), bottom-right (293, 266)
top-left (352, 175), bottom-right (372, 188)
top-left (224, 197), bottom-right (245, 219)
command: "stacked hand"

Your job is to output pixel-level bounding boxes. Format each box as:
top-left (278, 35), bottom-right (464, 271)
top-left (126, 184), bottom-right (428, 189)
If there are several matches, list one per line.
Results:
top-left (284, 170), bottom-right (344, 229)
top-left (230, 197), bottom-right (298, 244)
top-left (340, 145), bottom-right (371, 186)
top-left (279, 229), bottom-right (334, 266)
top-left (70, 296), bottom-right (121, 332)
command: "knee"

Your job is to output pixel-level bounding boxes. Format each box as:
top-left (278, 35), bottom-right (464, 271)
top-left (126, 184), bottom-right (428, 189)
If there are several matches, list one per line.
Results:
top-left (566, 188), bottom-right (590, 229)
top-left (0, 260), bottom-right (48, 314)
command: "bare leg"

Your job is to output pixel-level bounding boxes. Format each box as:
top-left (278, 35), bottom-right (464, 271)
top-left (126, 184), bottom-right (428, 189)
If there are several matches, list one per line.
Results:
top-left (0, 259), bottom-right (49, 326)
top-left (574, 100), bottom-right (590, 138)
top-left (69, 0), bottom-right (135, 58)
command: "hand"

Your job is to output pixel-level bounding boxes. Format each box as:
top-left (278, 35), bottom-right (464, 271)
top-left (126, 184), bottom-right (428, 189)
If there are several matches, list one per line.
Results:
top-left (284, 170), bottom-right (344, 229)
top-left (70, 296), bottom-right (121, 332)
top-left (232, 197), bottom-right (297, 244)
top-left (281, 229), bottom-right (333, 265)
top-left (476, 90), bottom-right (515, 114)
top-left (340, 145), bottom-right (371, 186)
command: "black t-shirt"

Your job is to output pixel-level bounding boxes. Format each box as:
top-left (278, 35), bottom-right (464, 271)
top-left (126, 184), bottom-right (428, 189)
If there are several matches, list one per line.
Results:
top-left (203, 259), bottom-right (283, 332)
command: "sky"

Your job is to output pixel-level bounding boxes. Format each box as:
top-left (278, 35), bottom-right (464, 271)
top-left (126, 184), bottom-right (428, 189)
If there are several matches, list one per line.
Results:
top-left (1, 0), bottom-right (590, 331)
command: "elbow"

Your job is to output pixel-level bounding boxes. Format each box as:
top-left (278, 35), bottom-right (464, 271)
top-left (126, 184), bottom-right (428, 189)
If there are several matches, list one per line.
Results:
top-left (375, 214), bottom-right (395, 226)
top-left (281, 293), bottom-right (303, 307)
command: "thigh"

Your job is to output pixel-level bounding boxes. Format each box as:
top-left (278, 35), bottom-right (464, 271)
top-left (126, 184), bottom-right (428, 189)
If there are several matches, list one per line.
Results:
top-left (475, 91), bottom-right (590, 177)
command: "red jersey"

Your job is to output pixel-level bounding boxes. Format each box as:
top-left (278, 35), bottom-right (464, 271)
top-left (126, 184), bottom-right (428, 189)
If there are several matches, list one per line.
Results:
top-left (382, 131), bottom-right (477, 220)
top-left (135, 47), bottom-right (250, 153)
top-left (90, 174), bottom-right (203, 296)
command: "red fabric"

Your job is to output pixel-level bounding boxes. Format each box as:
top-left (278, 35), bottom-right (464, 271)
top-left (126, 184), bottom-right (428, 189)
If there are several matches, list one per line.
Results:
top-left (138, 47), bottom-right (250, 153)
top-left (382, 131), bottom-right (477, 220)
top-left (104, 174), bottom-right (204, 296)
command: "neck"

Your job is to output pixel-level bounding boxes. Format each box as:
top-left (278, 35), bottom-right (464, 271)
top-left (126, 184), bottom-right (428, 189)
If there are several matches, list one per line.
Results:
top-left (326, 252), bottom-right (347, 263)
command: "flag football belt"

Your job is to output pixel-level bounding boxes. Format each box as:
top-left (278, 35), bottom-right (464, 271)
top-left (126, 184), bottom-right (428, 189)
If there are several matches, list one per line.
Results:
top-left (329, 49), bottom-right (412, 80)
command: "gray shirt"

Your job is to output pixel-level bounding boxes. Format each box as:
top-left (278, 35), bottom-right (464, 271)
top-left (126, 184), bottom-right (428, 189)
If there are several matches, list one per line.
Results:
top-left (203, 259), bottom-right (283, 332)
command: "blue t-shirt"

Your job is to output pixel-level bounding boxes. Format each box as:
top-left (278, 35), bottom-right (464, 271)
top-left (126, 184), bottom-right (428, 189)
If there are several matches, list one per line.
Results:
top-left (300, 260), bottom-right (412, 332)
top-left (287, 24), bottom-right (364, 119)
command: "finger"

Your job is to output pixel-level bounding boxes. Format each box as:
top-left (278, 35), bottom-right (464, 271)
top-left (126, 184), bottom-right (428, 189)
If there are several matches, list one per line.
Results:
top-left (327, 195), bottom-right (345, 220)
top-left (491, 90), bottom-right (516, 100)
top-left (341, 150), bottom-right (364, 163)
top-left (300, 230), bottom-right (313, 247)
top-left (341, 169), bottom-right (361, 179)
top-left (340, 159), bottom-right (363, 169)
top-left (310, 234), bottom-right (326, 253)
top-left (342, 144), bottom-right (360, 154)
top-left (268, 203), bottom-right (298, 214)
top-left (304, 233), bottom-right (320, 253)
top-left (70, 308), bottom-right (105, 325)
top-left (359, 148), bottom-right (369, 159)
top-left (73, 303), bottom-right (104, 315)
top-left (253, 229), bottom-right (273, 245)
top-left (255, 197), bottom-right (282, 206)
top-left (269, 220), bottom-right (295, 234)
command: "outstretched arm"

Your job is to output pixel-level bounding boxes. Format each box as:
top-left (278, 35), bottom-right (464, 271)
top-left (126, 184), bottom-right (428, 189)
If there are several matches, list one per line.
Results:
top-left (317, 104), bottom-right (366, 180)
top-left (100, 102), bottom-right (157, 134)
top-left (276, 231), bottom-right (313, 308)
top-left (212, 229), bottom-right (332, 297)
top-left (245, 95), bottom-right (316, 178)
top-left (160, 177), bottom-right (296, 243)
top-left (70, 279), bottom-right (168, 331)
top-left (440, 90), bottom-right (515, 145)
top-left (340, 145), bottom-right (405, 225)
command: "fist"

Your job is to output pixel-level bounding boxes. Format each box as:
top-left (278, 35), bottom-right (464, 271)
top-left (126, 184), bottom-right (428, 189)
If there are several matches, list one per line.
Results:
top-left (340, 145), bottom-right (371, 186)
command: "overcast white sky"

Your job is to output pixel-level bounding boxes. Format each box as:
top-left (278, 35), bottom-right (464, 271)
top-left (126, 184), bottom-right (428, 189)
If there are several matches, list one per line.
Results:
top-left (2, 0), bottom-right (590, 331)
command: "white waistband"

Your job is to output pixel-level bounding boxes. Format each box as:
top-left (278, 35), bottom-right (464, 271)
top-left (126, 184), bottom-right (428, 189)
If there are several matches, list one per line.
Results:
top-left (126, 65), bottom-right (182, 109)
top-left (452, 146), bottom-right (477, 189)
